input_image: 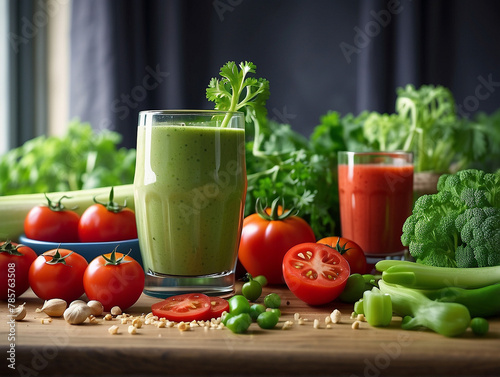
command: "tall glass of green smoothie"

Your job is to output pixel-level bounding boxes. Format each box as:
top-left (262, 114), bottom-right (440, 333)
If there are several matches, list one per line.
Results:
top-left (134, 110), bottom-right (246, 298)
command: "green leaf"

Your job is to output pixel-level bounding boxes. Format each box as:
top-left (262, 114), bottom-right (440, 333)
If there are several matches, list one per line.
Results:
top-left (206, 61), bottom-right (270, 128)
top-left (0, 120), bottom-right (136, 195)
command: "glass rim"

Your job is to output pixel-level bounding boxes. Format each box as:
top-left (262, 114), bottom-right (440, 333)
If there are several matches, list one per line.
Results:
top-left (338, 151), bottom-right (413, 157)
top-left (139, 109), bottom-right (244, 117)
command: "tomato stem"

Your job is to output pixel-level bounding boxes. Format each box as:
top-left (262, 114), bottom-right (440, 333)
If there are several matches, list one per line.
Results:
top-left (0, 240), bottom-right (24, 256)
top-left (45, 247), bottom-right (74, 265)
top-left (93, 187), bottom-right (128, 213)
top-left (102, 246), bottom-right (131, 266)
top-left (44, 193), bottom-right (77, 212)
top-left (334, 238), bottom-right (352, 255)
top-left (255, 197), bottom-right (298, 221)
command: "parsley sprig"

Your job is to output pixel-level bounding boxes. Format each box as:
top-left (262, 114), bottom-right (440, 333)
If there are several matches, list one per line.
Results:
top-left (207, 61), bottom-right (269, 128)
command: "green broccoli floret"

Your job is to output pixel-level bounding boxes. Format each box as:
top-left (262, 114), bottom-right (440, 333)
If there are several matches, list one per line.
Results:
top-left (438, 169), bottom-right (500, 208)
top-left (453, 245), bottom-right (478, 268)
top-left (402, 169), bottom-right (500, 268)
top-left (455, 207), bottom-right (500, 268)
top-left (402, 191), bottom-right (461, 268)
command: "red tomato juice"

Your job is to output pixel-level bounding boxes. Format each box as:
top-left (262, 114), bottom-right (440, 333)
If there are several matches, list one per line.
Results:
top-left (338, 164), bottom-right (413, 255)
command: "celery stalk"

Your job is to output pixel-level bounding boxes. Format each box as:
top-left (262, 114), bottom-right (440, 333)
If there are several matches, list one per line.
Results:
top-left (378, 280), bottom-right (471, 337)
top-left (376, 260), bottom-right (500, 289)
top-left (362, 287), bottom-right (392, 327)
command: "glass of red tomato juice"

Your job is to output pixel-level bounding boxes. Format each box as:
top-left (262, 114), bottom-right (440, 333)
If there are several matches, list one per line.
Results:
top-left (337, 151), bottom-right (413, 260)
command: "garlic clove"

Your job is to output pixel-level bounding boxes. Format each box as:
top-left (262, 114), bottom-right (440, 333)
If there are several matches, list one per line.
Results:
top-left (69, 299), bottom-right (87, 307)
top-left (87, 300), bottom-right (104, 316)
top-left (36, 298), bottom-right (67, 317)
top-left (11, 302), bottom-right (27, 321)
top-left (64, 303), bottom-right (91, 325)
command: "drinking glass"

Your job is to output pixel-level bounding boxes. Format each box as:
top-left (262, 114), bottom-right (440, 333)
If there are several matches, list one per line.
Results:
top-left (337, 151), bottom-right (413, 258)
top-left (134, 110), bottom-right (246, 298)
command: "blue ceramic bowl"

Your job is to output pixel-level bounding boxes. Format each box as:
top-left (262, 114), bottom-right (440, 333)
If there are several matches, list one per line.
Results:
top-left (18, 235), bottom-right (143, 267)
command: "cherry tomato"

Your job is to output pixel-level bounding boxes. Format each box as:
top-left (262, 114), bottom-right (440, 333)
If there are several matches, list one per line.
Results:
top-left (24, 194), bottom-right (80, 242)
top-left (29, 248), bottom-right (88, 302)
top-left (238, 198), bottom-right (316, 284)
top-left (317, 236), bottom-right (367, 275)
top-left (151, 293), bottom-right (212, 322)
top-left (282, 243), bottom-right (350, 306)
top-left (0, 241), bottom-right (37, 299)
top-left (83, 249), bottom-right (145, 311)
top-left (78, 187), bottom-right (138, 242)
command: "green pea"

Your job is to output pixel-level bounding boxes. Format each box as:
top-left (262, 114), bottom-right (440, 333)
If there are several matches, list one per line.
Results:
top-left (221, 311), bottom-right (235, 326)
top-left (254, 275), bottom-right (268, 287)
top-left (249, 304), bottom-right (266, 321)
top-left (241, 279), bottom-right (262, 302)
top-left (257, 311), bottom-right (279, 329)
top-left (228, 295), bottom-right (251, 315)
top-left (225, 313), bottom-right (252, 334)
top-left (269, 308), bottom-right (281, 317)
top-left (470, 317), bottom-right (489, 336)
top-left (264, 293), bottom-right (281, 309)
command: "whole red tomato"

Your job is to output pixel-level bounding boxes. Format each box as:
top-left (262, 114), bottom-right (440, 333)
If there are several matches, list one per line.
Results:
top-left (238, 198), bottom-right (316, 285)
top-left (283, 242), bottom-right (350, 305)
top-left (0, 241), bottom-right (37, 300)
top-left (78, 187), bottom-right (138, 242)
top-left (29, 248), bottom-right (88, 302)
top-left (317, 236), bottom-right (367, 275)
top-left (83, 249), bottom-right (145, 311)
top-left (24, 194), bottom-right (80, 242)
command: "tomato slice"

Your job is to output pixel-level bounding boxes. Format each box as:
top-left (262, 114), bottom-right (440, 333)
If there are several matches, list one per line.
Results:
top-left (151, 293), bottom-right (212, 322)
top-left (204, 297), bottom-right (230, 320)
top-left (283, 243), bottom-right (350, 306)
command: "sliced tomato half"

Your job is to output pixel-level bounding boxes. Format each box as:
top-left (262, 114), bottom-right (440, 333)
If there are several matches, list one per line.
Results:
top-left (151, 293), bottom-right (212, 322)
top-left (204, 296), bottom-right (230, 320)
top-left (283, 243), bottom-right (350, 306)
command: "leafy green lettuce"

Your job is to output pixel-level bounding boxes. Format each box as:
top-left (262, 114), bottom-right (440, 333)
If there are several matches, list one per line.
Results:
top-left (0, 120), bottom-right (136, 195)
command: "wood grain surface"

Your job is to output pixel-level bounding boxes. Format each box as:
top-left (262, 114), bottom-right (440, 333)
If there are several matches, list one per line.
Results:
top-left (3, 284), bottom-right (499, 377)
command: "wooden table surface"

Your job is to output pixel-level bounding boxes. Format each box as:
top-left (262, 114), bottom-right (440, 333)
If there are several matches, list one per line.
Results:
top-left (3, 284), bottom-right (500, 377)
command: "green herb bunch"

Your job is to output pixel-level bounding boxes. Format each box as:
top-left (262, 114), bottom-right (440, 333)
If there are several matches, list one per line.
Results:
top-left (335, 84), bottom-right (500, 174)
top-left (0, 120), bottom-right (136, 195)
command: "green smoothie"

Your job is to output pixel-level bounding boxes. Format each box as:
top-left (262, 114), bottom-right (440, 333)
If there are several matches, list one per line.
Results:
top-left (134, 123), bottom-right (246, 276)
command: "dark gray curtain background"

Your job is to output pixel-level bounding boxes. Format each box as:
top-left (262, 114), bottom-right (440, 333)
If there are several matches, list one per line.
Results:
top-left (8, 0), bottom-right (48, 148)
top-left (69, 0), bottom-right (500, 149)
